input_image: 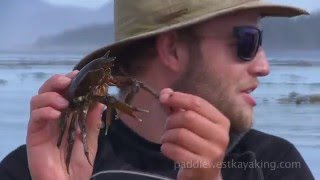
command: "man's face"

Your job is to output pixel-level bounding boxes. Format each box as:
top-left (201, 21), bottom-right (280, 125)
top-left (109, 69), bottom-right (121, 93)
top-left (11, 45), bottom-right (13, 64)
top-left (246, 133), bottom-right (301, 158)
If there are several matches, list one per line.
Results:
top-left (171, 11), bottom-right (270, 133)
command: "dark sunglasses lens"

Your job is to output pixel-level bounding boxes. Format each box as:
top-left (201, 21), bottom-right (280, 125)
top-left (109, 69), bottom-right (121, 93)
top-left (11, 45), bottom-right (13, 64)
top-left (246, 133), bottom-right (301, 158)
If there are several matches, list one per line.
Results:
top-left (237, 28), bottom-right (260, 61)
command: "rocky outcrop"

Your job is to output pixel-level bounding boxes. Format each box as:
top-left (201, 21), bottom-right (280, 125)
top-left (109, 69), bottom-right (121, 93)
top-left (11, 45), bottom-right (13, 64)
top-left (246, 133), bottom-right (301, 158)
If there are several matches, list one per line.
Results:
top-left (0, 79), bottom-right (7, 85)
top-left (278, 92), bottom-right (320, 104)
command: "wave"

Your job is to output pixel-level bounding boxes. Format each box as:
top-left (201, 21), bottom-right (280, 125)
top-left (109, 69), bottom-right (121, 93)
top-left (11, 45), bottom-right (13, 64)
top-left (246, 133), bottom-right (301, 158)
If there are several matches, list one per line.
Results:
top-left (0, 79), bottom-right (8, 85)
top-left (0, 60), bottom-right (77, 68)
top-left (19, 72), bottom-right (53, 81)
top-left (299, 144), bottom-right (320, 149)
top-left (277, 91), bottom-right (320, 104)
top-left (269, 59), bottom-right (320, 67)
top-left (261, 82), bottom-right (320, 86)
top-left (269, 60), bottom-right (320, 67)
top-left (0, 53), bottom-right (82, 61)
top-left (0, 53), bottom-right (82, 68)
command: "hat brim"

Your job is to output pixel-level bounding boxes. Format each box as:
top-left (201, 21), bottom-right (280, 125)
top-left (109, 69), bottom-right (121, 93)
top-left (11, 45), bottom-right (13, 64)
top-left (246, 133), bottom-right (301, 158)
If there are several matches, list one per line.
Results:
top-left (74, 1), bottom-right (309, 70)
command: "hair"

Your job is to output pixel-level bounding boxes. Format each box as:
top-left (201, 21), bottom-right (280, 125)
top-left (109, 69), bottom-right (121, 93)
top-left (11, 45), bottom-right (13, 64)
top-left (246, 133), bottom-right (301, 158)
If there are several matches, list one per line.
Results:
top-left (113, 37), bottom-right (157, 77)
top-left (114, 25), bottom-right (200, 78)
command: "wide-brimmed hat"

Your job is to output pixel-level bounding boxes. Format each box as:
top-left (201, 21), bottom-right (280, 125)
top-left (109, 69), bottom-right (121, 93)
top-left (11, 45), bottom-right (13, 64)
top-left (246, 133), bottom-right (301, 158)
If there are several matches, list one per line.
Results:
top-left (74, 0), bottom-right (308, 70)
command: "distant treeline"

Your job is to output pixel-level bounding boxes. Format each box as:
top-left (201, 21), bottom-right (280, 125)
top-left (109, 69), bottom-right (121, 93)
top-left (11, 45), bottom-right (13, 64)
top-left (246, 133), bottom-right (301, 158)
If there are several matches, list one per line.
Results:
top-left (34, 12), bottom-right (320, 51)
top-left (262, 12), bottom-right (320, 50)
top-left (34, 24), bottom-right (114, 48)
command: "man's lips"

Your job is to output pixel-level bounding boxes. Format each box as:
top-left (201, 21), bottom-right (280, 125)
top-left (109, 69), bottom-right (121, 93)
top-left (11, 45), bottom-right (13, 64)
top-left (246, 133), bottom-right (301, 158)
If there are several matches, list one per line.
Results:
top-left (241, 85), bottom-right (257, 94)
top-left (240, 85), bottom-right (258, 106)
top-left (241, 93), bottom-right (256, 106)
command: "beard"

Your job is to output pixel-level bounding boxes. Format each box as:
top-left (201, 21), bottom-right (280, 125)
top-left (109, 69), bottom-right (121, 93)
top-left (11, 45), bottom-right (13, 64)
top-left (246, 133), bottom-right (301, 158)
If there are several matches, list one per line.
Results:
top-left (170, 44), bottom-right (253, 133)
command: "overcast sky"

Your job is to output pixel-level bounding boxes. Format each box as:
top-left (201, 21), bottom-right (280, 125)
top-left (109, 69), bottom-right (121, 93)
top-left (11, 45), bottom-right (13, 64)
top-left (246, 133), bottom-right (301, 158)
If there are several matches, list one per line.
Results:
top-left (44, 0), bottom-right (112, 8)
top-left (44, 0), bottom-right (320, 12)
top-left (269, 0), bottom-right (319, 12)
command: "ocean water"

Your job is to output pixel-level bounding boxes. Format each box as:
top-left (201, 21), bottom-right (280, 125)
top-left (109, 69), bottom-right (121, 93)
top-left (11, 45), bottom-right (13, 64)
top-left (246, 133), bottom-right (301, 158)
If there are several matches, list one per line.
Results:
top-left (0, 52), bottom-right (319, 178)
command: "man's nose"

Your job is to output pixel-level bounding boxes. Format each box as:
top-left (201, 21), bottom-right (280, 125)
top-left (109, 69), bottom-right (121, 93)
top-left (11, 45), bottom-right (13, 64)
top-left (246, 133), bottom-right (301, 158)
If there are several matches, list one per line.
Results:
top-left (248, 48), bottom-right (270, 77)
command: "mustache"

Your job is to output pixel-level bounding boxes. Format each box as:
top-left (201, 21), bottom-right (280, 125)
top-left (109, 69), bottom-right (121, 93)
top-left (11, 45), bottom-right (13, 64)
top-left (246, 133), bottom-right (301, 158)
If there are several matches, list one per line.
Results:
top-left (239, 80), bottom-right (259, 91)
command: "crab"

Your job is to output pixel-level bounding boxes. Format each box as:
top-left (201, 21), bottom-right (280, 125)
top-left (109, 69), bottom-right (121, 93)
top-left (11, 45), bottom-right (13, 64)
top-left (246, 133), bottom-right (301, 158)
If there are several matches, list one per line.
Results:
top-left (56, 51), bottom-right (159, 172)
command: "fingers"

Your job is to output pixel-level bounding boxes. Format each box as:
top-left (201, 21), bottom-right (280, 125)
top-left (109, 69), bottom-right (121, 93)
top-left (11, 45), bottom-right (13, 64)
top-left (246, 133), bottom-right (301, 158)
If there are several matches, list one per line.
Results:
top-left (161, 143), bottom-right (200, 164)
top-left (30, 92), bottom-right (69, 111)
top-left (159, 88), bottom-right (230, 173)
top-left (161, 128), bottom-right (219, 157)
top-left (164, 110), bottom-right (229, 145)
top-left (30, 70), bottom-right (79, 129)
top-left (27, 70), bottom-right (102, 177)
top-left (28, 71), bottom-right (79, 146)
top-left (160, 88), bottom-right (230, 128)
top-left (38, 70), bottom-right (79, 94)
top-left (28, 107), bottom-right (61, 135)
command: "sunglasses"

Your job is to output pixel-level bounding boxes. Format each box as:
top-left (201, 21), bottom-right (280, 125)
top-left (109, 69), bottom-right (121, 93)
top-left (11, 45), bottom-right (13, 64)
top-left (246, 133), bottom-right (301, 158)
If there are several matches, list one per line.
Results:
top-left (233, 26), bottom-right (263, 61)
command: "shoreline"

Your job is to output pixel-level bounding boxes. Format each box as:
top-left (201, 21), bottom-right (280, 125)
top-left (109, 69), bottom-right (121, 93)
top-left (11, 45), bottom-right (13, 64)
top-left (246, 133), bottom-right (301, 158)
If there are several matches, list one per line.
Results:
top-left (0, 59), bottom-right (319, 68)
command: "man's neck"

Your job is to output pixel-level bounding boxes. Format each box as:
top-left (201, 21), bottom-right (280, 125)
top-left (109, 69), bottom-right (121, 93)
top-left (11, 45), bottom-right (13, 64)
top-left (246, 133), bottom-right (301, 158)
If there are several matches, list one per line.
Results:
top-left (118, 90), bottom-right (167, 144)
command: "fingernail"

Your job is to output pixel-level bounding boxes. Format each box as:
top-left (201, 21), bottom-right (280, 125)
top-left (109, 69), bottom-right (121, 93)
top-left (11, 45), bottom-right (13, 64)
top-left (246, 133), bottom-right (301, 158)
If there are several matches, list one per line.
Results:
top-left (159, 93), bottom-right (171, 103)
top-left (50, 109), bottom-right (61, 118)
top-left (59, 76), bottom-right (71, 84)
top-left (65, 70), bottom-right (79, 78)
top-left (71, 70), bottom-right (79, 76)
top-left (57, 97), bottom-right (69, 107)
top-left (160, 88), bottom-right (174, 95)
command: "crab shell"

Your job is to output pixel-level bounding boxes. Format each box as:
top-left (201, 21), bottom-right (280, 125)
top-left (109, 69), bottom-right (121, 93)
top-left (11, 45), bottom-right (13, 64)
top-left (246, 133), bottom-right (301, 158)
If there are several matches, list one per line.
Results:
top-left (66, 56), bottom-right (115, 103)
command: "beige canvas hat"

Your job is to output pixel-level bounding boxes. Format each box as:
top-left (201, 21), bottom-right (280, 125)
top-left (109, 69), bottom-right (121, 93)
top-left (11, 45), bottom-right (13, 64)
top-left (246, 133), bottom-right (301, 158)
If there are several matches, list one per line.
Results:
top-left (74, 0), bottom-right (308, 70)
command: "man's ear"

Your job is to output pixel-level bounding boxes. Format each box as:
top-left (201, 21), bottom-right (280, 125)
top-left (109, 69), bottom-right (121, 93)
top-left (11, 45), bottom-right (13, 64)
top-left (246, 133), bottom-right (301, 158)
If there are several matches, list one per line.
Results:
top-left (156, 31), bottom-right (189, 73)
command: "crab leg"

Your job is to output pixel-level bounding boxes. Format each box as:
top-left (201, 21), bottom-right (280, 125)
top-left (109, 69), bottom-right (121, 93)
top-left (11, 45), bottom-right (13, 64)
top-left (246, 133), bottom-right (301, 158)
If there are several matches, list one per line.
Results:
top-left (104, 100), bottom-right (114, 135)
top-left (77, 103), bottom-right (92, 166)
top-left (57, 109), bottom-right (69, 147)
top-left (105, 95), bottom-right (148, 122)
top-left (66, 110), bottom-right (78, 173)
top-left (110, 76), bottom-right (159, 103)
top-left (87, 95), bottom-right (112, 135)
top-left (57, 111), bottom-right (68, 147)
top-left (124, 79), bottom-right (140, 104)
top-left (137, 81), bottom-right (160, 99)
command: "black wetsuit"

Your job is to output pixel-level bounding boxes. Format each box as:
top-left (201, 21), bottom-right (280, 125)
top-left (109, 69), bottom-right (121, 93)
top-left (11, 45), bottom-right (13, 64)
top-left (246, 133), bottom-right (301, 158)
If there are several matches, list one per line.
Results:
top-left (0, 115), bottom-right (314, 180)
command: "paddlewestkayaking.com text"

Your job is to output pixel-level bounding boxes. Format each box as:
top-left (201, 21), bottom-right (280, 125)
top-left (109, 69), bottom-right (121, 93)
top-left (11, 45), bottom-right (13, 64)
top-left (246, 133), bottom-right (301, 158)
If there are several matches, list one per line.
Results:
top-left (174, 160), bottom-right (301, 171)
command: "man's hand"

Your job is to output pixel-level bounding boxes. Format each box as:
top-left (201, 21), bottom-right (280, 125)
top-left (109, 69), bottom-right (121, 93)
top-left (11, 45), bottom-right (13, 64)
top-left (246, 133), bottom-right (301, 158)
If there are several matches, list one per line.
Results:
top-left (27, 70), bottom-right (104, 180)
top-left (159, 88), bottom-right (230, 180)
